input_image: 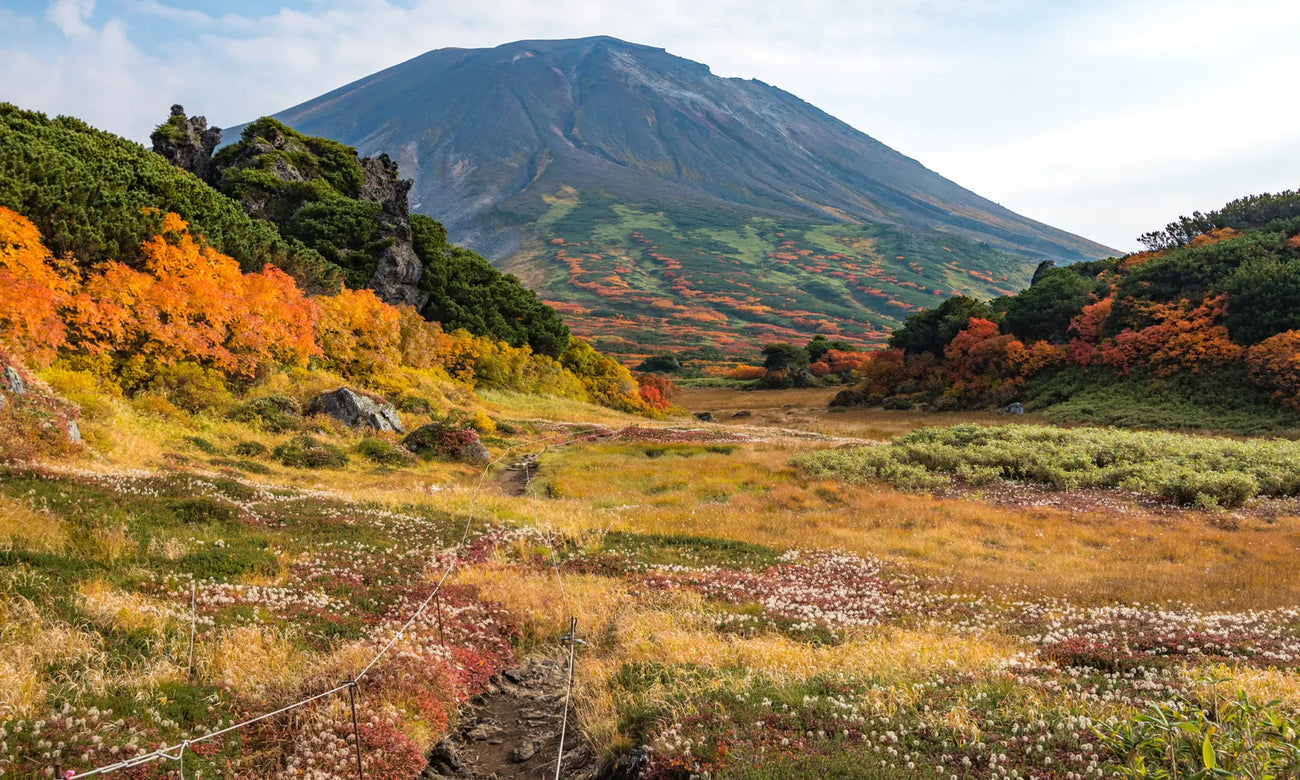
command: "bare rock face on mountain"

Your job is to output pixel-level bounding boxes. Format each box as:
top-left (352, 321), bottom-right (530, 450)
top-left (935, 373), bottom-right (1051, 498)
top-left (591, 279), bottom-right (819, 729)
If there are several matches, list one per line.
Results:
top-left (150, 105), bottom-right (222, 184)
top-left (359, 155), bottom-right (428, 309)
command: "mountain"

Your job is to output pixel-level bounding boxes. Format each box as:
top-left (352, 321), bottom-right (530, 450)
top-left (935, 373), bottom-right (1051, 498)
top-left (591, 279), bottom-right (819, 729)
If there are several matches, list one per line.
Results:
top-left (244, 36), bottom-right (1116, 362)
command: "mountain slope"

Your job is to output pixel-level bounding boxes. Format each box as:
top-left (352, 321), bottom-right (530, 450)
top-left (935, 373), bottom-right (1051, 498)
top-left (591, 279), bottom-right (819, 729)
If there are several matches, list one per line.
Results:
top-left (249, 37), bottom-right (1115, 361)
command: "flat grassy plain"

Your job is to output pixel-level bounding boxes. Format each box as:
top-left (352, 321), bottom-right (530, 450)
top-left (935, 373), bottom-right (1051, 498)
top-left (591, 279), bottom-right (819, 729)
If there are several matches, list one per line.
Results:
top-left (4, 385), bottom-right (1300, 779)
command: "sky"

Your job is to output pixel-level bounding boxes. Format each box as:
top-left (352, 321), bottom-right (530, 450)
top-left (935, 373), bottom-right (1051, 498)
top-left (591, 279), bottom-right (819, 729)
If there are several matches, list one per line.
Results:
top-left (3, 0), bottom-right (1299, 252)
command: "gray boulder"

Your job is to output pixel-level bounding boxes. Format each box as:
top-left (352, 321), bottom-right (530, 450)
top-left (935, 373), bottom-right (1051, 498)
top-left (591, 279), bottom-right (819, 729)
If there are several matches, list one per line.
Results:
top-left (3, 364), bottom-right (25, 395)
top-left (309, 388), bottom-right (404, 433)
top-left (997, 401), bottom-right (1026, 415)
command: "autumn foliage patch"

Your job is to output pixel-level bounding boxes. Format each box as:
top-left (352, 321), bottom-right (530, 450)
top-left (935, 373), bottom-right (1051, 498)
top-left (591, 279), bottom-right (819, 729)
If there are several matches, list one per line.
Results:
top-left (0, 207), bottom-right (659, 415)
top-left (838, 194), bottom-right (1300, 418)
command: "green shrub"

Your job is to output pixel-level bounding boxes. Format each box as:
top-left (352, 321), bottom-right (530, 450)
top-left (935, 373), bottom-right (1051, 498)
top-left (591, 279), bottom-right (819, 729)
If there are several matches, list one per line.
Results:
top-left (229, 394), bottom-right (301, 432)
top-left (168, 497), bottom-right (239, 525)
top-left (181, 542), bottom-right (279, 579)
top-left (402, 418), bottom-right (481, 461)
top-left (232, 441), bottom-right (269, 457)
top-left (273, 435), bottom-right (347, 469)
top-left (355, 438), bottom-right (415, 465)
top-left (796, 423), bottom-right (1300, 508)
top-left (148, 362), bottom-right (234, 414)
top-left (396, 396), bottom-right (433, 414)
top-left (1098, 687), bottom-right (1300, 779)
top-left (184, 436), bottom-right (221, 455)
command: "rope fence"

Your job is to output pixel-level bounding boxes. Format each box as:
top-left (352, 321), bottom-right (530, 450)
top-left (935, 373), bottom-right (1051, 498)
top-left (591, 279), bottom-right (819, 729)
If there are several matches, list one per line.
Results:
top-left (60, 424), bottom-right (611, 780)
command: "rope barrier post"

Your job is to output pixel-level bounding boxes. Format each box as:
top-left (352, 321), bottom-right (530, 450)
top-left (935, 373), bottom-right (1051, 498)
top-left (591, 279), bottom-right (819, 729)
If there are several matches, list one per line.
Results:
top-left (187, 580), bottom-right (197, 679)
top-left (555, 616), bottom-right (582, 780)
top-left (348, 682), bottom-right (364, 780)
top-left (435, 592), bottom-right (445, 647)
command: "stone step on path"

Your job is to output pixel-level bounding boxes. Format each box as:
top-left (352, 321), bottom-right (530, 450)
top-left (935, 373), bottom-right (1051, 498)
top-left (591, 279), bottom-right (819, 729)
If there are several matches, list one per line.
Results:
top-left (422, 658), bottom-right (599, 780)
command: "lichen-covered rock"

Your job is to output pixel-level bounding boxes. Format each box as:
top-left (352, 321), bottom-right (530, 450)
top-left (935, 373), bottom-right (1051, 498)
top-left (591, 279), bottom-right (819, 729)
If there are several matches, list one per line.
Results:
top-left (150, 105), bottom-right (222, 184)
top-left (2, 364), bottom-right (24, 395)
top-left (308, 388), bottom-right (404, 433)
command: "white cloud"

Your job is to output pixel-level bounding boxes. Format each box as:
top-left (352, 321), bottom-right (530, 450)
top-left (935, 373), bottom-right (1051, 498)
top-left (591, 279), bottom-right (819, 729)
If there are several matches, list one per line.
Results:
top-left (123, 0), bottom-right (215, 25)
top-left (6, 0), bottom-right (1300, 250)
top-left (45, 0), bottom-right (95, 36)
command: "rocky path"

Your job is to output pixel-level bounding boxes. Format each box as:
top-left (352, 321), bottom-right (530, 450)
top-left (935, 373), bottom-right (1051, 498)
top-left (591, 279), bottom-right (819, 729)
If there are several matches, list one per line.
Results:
top-left (422, 658), bottom-right (600, 780)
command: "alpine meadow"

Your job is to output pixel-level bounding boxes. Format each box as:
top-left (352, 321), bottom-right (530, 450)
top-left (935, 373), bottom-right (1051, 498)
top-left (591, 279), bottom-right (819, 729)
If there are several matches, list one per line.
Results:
top-left (5, 12), bottom-right (1300, 780)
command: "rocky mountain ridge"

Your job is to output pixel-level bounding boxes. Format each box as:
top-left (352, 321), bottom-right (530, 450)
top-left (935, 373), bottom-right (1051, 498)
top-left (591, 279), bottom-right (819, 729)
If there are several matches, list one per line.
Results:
top-left (153, 105), bottom-right (427, 307)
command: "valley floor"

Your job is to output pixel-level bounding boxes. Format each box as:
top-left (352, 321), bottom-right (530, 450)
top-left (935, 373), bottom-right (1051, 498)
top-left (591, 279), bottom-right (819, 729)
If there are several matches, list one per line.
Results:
top-left (4, 388), bottom-right (1300, 779)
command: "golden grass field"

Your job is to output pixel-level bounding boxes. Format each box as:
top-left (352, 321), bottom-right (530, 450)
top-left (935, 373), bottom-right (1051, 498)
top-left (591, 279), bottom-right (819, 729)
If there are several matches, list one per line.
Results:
top-left (4, 381), bottom-right (1300, 779)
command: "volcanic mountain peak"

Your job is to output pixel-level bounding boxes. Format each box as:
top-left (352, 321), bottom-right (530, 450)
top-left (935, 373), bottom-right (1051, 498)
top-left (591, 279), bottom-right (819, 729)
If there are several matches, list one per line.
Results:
top-left (244, 36), bottom-right (1115, 361)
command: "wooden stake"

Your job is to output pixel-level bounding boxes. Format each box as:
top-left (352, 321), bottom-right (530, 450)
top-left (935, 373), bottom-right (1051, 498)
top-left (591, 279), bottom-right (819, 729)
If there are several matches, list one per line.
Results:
top-left (348, 683), bottom-right (364, 780)
top-left (187, 581), bottom-right (197, 679)
top-left (435, 592), bottom-right (445, 646)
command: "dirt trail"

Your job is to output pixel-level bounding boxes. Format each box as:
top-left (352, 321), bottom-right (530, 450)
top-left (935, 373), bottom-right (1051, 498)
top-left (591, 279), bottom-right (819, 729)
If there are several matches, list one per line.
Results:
top-left (422, 658), bottom-right (600, 780)
top-left (496, 453), bottom-right (541, 497)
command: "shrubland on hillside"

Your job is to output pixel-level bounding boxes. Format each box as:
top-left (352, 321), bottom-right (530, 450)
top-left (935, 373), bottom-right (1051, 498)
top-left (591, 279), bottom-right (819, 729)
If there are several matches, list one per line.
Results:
top-left (836, 191), bottom-right (1300, 432)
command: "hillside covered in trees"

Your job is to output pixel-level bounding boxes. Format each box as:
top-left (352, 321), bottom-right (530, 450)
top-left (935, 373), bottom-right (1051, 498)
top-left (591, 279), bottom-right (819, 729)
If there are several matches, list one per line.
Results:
top-left (1, 103), bottom-right (569, 358)
top-left (837, 192), bottom-right (1300, 432)
top-left (0, 103), bottom-right (677, 429)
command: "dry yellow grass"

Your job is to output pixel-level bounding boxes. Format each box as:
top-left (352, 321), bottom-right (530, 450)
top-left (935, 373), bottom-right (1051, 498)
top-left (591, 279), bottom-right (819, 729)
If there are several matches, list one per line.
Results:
top-left (678, 386), bottom-right (1033, 440)
top-left (0, 593), bottom-right (100, 717)
top-left (0, 494), bottom-right (64, 552)
top-left (77, 579), bottom-right (178, 633)
top-left (537, 442), bottom-right (1300, 608)
top-left (1200, 664), bottom-right (1300, 708)
top-left (459, 556), bottom-right (1022, 756)
top-left (199, 624), bottom-right (314, 703)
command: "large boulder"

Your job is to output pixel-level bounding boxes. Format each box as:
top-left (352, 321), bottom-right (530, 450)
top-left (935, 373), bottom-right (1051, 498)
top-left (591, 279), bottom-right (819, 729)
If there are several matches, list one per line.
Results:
top-left (309, 388), bottom-right (404, 433)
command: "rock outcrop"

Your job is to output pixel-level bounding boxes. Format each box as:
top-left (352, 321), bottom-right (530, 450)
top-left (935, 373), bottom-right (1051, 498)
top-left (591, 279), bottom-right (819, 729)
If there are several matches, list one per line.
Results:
top-left (150, 105), bottom-right (222, 184)
top-left (3, 364), bottom-right (25, 396)
top-left (359, 155), bottom-right (429, 309)
top-left (308, 388), bottom-right (404, 433)
top-left (150, 107), bottom-right (429, 308)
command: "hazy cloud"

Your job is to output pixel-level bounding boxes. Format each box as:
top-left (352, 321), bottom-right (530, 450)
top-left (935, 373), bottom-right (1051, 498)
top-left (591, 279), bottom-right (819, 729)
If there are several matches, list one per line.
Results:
top-left (45, 0), bottom-right (96, 36)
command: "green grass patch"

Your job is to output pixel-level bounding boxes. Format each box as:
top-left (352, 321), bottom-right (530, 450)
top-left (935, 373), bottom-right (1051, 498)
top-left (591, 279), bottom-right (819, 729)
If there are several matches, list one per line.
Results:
top-left (796, 423), bottom-right (1300, 509)
top-left (600, 531), bottom-right (780, 570)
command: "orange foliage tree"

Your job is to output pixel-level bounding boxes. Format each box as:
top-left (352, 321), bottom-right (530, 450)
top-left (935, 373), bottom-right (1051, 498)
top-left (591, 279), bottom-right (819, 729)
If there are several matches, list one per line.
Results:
top-left (0, 207), bottom-right (73, 365)
top-left (636, 373), bottom-right (679, 413)
top-left (810, 349), bottom-right (870, 378)
top-left (1246, 330), bottom-right (1300, 409)
top-left (940, 317), bottom-right (1025, 405)
top-left (62, 212), bottom-right (319, 378)
top-left (314, 286), bottom-right (402, 377)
